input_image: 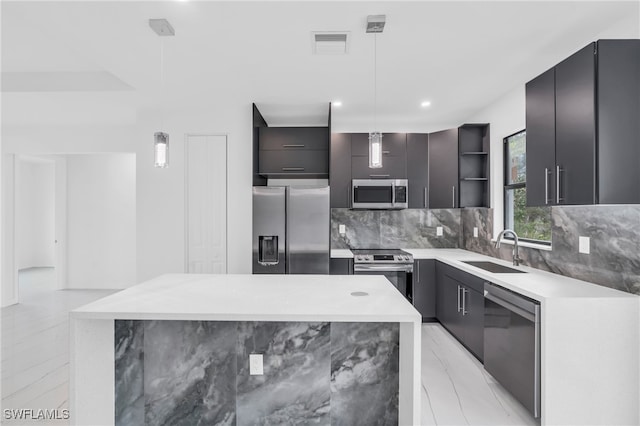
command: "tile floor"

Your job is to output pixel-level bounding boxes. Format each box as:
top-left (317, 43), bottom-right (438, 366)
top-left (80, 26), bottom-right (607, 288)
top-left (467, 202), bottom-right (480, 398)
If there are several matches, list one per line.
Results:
top-left (2, 268), bottom-right (537, 425)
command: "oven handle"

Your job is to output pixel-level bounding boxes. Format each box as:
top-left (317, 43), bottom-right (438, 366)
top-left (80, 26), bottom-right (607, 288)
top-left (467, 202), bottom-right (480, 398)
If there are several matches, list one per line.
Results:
top-left (353, 264), bottom-right (413, 273)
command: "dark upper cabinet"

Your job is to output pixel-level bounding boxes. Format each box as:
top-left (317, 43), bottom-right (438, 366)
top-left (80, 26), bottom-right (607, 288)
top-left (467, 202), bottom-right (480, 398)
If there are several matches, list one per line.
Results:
top-left (258, 127), bottom-right (329, 178)
top-left (258, 150), bottom-right (328, 177)
top-left (407, 134), bottom-right (429, 208)
top-left (458, 124), bottom-right (490, 208)
top-left (526, 39), bottom-right (640, 206)
top-left (413, 259), bottom-right (436, 319)
top-left (330, 133), bottom-right (352, 208)
top-left (596, 40), bottom-right (640, 204)
top-left (259, 127), bottom-right (329, 151)
top-left (351, 155), bottom-right (407, 179)
top-left (526, 68), bottom-right (556, 206)
top-left (351, 133), bottom-right (407, 157)
top-left (350, 133), bottom-right (407, 179)
top-left (554, 42), bottom-right (596, 205)
top-left (428, 128), bottom-right (459, 208)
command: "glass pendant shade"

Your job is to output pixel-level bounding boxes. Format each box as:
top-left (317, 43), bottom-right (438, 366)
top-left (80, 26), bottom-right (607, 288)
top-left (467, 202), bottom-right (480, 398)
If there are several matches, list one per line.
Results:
top-left (154, 132), bottom-right (169, 168)
top-left (369, 132), bottom-right (383, 168)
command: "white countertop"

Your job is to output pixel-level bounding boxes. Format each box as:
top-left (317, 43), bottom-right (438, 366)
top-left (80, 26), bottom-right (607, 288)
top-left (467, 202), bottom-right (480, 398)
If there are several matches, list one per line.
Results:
top-left (330, 249), bottom-right (354, 258)
top-left (71, 274), bottom-right (421, 322)
top-left (402, 248), bottom-right (638, 302)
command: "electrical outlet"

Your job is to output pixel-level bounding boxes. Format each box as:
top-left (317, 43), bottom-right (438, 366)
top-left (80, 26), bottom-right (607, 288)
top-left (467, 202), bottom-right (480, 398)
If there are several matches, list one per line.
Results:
top-left (339, 224), bottom-right (346, 235)
top-left (473, 227), bottom-right (478, 238)
top-left (249, 354), bottom-right (264, 375)
top-left (436, 226), bottom-right (443, 236)
top-left (579, 236), bottom-right (590, 254)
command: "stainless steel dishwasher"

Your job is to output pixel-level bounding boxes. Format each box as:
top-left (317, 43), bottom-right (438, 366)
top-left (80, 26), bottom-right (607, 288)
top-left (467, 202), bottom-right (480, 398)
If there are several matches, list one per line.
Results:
top-left (484, 282), bottom-right (541, 418)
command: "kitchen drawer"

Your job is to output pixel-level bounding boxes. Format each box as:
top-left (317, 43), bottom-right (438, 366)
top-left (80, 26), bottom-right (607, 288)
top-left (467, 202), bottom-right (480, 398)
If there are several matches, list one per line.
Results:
top-left (258, 150), bottom-right (328, 176)
top-left (259, 127), bottom-right (329, 151)
top-left (437, 261), bottom-right (485, 293)
top-left (351, 155), bottom-right (407, 179)
top-left (351, 133), bottom-right (407, 157)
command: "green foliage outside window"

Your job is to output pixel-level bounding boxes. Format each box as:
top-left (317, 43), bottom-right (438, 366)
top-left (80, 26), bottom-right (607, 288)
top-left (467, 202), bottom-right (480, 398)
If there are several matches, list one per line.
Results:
top-left (504, 131), bottom-right (551, 244)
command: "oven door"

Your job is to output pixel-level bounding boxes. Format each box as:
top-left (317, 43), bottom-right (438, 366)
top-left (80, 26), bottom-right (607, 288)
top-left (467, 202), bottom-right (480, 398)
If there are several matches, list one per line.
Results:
top-left (353, 264), bottom-right (413, 302)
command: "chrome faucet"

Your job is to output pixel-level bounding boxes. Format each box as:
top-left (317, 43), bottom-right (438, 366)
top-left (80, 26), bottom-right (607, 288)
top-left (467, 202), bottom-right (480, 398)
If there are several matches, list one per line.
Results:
top-left (495, 229), bottom-right (522, 266)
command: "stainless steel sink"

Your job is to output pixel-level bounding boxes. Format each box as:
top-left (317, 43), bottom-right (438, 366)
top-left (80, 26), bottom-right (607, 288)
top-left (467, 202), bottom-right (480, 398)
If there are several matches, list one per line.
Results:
top-left (462, 260), bottom-right (526, 274)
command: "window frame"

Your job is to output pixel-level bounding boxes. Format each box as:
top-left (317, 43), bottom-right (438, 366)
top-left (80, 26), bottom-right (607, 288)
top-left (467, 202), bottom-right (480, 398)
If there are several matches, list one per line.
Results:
top-left (503, 130), bottom-right (551, 246)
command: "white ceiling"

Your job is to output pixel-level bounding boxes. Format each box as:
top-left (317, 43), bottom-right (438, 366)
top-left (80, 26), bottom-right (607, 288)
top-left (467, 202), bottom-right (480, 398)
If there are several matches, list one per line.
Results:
top-left (2, 1), bottom-right (638, 131)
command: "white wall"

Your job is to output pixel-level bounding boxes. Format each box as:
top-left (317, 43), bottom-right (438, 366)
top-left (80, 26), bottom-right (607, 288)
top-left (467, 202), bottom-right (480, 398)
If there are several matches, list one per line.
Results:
top-left (1, 156), bottom-right (16, 306)
top-left (66, 154), bottom-right (136, 289)
top-left (16, 158), bottom-right (55, 269)
top-left (135, 104), bottom-right (252, 283)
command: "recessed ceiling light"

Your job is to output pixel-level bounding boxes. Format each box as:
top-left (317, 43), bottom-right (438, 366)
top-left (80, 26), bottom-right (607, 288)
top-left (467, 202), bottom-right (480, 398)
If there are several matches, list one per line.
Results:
top-left (421, 101), bottom-right (431, 107)
top-left (333, 101), bottom-right (343, 107)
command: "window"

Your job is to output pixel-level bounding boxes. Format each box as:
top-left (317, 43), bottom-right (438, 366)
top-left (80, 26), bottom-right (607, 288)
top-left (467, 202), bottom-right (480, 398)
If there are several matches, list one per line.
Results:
top-left (504, 130), bottom-right (551, 244)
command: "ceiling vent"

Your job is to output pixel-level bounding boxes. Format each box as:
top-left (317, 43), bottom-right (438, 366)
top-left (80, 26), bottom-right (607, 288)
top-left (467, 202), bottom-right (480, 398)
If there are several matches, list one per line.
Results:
top-left (311, 32), bottom-right (350, 55)
top-left (366, 15), bottom-right (386, 33)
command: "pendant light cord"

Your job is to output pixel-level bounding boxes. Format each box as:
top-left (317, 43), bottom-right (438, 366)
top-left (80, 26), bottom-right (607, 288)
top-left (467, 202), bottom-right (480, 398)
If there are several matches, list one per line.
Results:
top-left (160, 39), bottom-right (164, 131)
top-left (374, 33), bottom-right (377, 131)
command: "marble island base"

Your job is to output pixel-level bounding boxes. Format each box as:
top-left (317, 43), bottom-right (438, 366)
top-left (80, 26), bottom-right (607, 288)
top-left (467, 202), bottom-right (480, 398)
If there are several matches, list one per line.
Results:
top-left (70, 274), bottom-right (422, 425)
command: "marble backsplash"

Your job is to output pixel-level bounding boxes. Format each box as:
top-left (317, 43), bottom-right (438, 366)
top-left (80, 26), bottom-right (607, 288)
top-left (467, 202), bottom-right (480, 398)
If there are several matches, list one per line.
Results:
top-left (115, 320), bottom-right (399, 426)
top-left (331, 208), bottom-right (462, 249)
top-left (462, 206), bottom-right (640, 295)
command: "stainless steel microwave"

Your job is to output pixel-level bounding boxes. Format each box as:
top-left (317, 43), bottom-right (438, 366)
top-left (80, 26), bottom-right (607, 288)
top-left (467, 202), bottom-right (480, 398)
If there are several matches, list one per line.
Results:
top-left (351, 179), bottom-right (408, 209)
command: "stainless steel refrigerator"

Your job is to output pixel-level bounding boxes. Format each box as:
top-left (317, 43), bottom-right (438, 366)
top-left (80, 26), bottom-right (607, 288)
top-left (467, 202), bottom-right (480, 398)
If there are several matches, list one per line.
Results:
top-left (252, 186), bottom-right (330, 274)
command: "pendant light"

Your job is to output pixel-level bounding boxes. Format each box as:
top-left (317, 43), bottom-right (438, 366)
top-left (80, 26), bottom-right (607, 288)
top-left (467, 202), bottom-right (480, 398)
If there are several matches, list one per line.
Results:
top-left (367, 15), bottom-right (385, 169)
top-left (149, 19), bottom-right (175, 168)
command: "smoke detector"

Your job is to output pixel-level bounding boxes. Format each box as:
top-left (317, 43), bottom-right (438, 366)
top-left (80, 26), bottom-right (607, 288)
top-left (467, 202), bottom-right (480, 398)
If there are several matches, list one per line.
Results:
top-left (366, 15), bottom-right (386, 33)
top-left (311, 32), bottom-right (350, 55)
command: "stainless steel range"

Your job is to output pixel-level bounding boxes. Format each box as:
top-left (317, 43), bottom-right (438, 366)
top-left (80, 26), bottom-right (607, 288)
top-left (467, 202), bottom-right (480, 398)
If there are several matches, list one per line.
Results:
top-left (352, 249), bottom-right (414, 302)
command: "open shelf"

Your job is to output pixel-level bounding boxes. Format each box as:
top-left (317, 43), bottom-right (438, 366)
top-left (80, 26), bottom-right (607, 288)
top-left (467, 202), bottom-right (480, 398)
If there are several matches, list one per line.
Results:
top-left (458, 124), bottom-right (490, 208)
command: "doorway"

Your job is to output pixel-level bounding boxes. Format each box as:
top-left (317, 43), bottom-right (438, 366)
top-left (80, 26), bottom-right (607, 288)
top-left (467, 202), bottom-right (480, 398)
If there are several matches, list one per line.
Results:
top-left (185, 134), bottom-right (228, 273)
top-left (15, 155), bottom-right (57, 296)
top-left (1, 153), bottom-right (136, 306)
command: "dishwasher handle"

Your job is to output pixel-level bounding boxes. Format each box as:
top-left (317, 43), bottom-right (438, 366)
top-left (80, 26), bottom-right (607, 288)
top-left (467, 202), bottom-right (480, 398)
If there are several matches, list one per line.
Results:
top-left (484, 283), bottom-right (539, 323)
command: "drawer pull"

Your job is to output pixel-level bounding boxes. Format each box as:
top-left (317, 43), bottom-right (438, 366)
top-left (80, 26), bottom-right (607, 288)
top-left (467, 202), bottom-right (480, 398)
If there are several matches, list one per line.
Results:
top-left (282, 144), bottom-right (305, 148)
top-left (282, 167), bottom-right (305, 171)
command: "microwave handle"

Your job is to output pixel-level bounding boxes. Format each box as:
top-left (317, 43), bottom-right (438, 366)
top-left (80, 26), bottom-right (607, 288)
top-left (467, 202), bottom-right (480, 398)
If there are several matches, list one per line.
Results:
top-left (392, 182), bottom-right (396, 205)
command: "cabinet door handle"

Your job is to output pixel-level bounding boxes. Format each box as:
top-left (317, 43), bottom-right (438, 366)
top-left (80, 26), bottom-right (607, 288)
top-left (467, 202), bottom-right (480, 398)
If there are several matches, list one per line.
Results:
top-left (416, 261), bottom-right (420, 282)
top-left (544, 168), bottom-right (550, 205)
top-left (462, 288), bottom-right (468, 315)
top-left (457, 285), bottom-right (461, 312)
top-left (423, 187), bottom-right (427, 208)
top-left (556, 165), bottom-right (564, 203)
top-left (382, 150), bottom-right (391, 155)
top-left (282, 144), bottom-right (305, 148)
top-left (369, 174), bottom-right (390, 178)
top-left (282, 167), bottom-right (304, 171)
top-left (452, 186), bottom-right (456, 208)
top-left (347, 186), bottom-right (351, 208)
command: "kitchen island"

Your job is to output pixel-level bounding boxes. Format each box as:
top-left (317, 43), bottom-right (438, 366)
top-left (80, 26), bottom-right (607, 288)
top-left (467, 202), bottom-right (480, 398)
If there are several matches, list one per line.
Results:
top-left (70, 274), bottom-right (421, 425)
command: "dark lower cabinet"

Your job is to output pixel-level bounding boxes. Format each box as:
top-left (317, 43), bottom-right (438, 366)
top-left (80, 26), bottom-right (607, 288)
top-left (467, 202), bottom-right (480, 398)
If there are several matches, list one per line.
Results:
top-left (412, 259), bottom-right (436, 320)
top-left (330, 258), bottom-right (353, 275)
top-left (435, 261), bottom-right (484, 361)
